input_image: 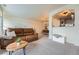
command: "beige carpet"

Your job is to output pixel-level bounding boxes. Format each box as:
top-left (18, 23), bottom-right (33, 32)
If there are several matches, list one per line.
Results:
top-left (0, 36), bottom-right (79, 55)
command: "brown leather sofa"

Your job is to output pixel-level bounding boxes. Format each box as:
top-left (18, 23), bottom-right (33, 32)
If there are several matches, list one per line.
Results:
top-left (0, 28), bottom-right (38, 49)
top-left (9, 28), bottom-right (38, 42)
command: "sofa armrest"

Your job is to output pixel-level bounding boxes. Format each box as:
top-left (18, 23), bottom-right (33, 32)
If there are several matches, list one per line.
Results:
top-left (17, 33), bottom-right (38, 42)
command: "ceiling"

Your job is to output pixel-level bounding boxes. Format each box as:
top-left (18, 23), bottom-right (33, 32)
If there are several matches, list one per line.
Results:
top-left (2, 4), bottom-right (66, 20)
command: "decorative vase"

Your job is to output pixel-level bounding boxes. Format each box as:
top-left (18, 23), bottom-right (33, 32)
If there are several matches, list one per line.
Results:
top-left (16, 42), bottom-right (20, 46)
top-left (16, 37), bottom-right (21, 46)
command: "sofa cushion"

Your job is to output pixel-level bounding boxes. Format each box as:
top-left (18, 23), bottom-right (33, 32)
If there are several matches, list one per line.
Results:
top-left (24, 33), bottom-right (34, 36)
top-left (21, 33), bottom-right (38, 42)
top-left (9, 28), bottom-right (23, 34)
top-left (24, 28), bottom-right (34, 34)
top-left (15, 29), bottom-right (23, 34)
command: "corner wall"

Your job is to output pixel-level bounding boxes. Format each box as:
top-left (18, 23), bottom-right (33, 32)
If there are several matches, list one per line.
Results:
top-left (49, 5), bottom-right (79, 46)
top-left (3, 17), bottom-right (44, 38)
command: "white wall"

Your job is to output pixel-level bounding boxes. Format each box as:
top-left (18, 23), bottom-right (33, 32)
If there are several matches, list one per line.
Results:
top-left (3, 17), bottom-right (33, 28)
top-left (0, 16), bottom-right (3, 35)
top-left (32, 20), bottom-right (44, 37)
top-left (3, 16), bottom-right (44, 38)
top-left (49, 5), bottom-right (79, 46)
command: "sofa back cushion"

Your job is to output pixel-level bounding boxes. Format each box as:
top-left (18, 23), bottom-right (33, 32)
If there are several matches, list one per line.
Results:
top-left (15, 29), bottom-right (23, 34)
top-left (8, 28), bottom-right (35, 36)
top-left (24, 28), bottom-right (34, 35)
top-left (8, 28), bottom-right (24, 36)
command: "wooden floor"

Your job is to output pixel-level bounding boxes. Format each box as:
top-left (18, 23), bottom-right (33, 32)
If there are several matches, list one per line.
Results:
top-left (1, 36), bottom-right (79, 55)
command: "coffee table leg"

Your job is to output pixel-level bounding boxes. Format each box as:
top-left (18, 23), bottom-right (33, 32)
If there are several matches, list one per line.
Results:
top-left (23, 47), bottom-right (26, 55)
top-left (9, 51), bottom-right (13, 55)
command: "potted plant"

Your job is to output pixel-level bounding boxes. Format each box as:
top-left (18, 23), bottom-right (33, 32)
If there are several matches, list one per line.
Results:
top-left (16, 37), bottom-right (21, 46)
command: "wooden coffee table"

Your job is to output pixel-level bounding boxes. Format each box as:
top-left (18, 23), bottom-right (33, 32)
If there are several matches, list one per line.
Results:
top-left (6, 41), bottom-right (28, 55)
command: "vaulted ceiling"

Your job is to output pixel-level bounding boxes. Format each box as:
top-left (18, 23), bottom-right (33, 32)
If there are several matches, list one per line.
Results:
top-left (2, 4), bottom-right (66, 20)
